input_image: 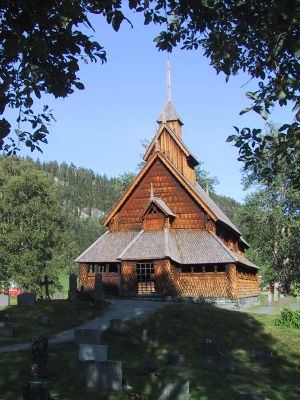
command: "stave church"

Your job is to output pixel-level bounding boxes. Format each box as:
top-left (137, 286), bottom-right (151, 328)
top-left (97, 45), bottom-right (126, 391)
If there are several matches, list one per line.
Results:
top-left (76, 64), bottom-right (260, 304)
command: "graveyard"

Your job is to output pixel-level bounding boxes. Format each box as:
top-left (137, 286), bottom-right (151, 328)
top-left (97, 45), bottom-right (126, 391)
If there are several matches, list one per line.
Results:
top-left (0, 298), bottom-right (107, 346)
top-left (0, 301), bottom-right (300, 400)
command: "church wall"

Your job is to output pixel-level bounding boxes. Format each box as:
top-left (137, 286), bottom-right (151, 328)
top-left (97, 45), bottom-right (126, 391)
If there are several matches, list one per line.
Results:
top-left (112, 159), bottom-right (208, 231)
top-left (236, 268), bottom-right (260, 298)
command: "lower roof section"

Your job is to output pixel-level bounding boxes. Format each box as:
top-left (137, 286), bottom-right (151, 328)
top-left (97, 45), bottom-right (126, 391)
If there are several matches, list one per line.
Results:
top-left (76, 229), bottom-right (259, 269)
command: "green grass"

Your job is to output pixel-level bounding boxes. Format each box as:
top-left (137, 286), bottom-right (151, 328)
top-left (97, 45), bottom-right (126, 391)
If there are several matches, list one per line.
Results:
top-left (1, 304), bottom-right (300, 399)
top-left (0, 299), bottom-right (107, 346)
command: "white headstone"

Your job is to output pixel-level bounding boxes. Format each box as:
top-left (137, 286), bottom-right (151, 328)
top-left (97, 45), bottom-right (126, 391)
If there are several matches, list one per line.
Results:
top-left (79, 344), bottom-right (107, 362)
top-left (0, 294), bottom-right (9, 307)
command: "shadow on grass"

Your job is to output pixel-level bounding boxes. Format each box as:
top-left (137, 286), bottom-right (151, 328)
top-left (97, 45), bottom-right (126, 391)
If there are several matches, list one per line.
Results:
top-left (1, 304), bottom-right (300, 400)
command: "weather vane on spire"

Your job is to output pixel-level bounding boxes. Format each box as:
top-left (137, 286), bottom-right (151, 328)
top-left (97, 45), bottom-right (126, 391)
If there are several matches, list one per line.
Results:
top-left (167, 59), bottom-right (171, 102)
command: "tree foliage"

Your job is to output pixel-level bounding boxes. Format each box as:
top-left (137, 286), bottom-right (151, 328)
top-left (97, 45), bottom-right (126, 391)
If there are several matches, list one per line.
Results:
top-left (235, 181), bottom-right (300, 291)
top-left (0, 157), bottom-right (73, 296)
top-left (1, 1), bottom-right (299, 186)
top-left (0, 0), bottom-right (127, 153)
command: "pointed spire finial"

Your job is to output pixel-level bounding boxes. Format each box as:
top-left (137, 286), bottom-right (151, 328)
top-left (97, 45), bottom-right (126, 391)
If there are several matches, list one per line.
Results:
top-left (167, 59), bottom-right (171, 102)
top-left (150, 183), bottom-right (154, 200)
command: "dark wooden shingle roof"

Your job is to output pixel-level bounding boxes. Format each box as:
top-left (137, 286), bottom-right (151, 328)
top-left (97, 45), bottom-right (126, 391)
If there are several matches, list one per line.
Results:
top-left (76, 229), bottom-right (258, 269)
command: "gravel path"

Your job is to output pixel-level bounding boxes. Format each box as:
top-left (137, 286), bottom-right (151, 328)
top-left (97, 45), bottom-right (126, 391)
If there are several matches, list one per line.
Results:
top-left (0, 299), bottom-right (166, 354)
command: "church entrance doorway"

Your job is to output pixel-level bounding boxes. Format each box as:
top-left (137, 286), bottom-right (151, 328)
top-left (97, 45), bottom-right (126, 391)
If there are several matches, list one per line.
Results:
top-left (136, 262), bottom-right (155, 295)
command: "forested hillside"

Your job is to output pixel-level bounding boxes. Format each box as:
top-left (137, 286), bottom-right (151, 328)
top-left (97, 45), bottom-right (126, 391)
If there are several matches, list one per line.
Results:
top-left (0, 156), bottom-right (242, 257)
top-left (35, 159), bottom-right (242, 253)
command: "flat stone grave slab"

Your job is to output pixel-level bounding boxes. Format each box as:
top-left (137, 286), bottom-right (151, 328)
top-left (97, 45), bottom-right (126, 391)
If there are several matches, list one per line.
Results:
top-left (0, 321), bottom-right (14, 337)
top-left (203, 355), bottom-right (233, 373)
top-left (167, 354), bottom-right (186, 368)
top-left (22, 381), bottom-right (49, 400)
top-left (138, 357), bottom-right (159, 375)
top-left (251, 349), bottom-right (273, 366)
top-left (0, 294), bottom-right (9, 307)
top-left (157, 378), bottom-right (189, 400)
top-left (199, 340), bottom-right (219, 356)
top-left (79, 344), bottom-right (108, 362)
top-left (17, 293), bottom-right (36, 307)
top-left (85, 361), bottom-right (122, 391)
top-left (74, 328), bottom-right (101, 345)
top-left (109, 318), bottom-right (126, 334)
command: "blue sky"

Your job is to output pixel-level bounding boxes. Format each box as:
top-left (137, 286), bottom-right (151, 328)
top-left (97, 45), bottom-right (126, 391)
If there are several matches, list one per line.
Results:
top-left (19, 11), bottom-right (293, 202)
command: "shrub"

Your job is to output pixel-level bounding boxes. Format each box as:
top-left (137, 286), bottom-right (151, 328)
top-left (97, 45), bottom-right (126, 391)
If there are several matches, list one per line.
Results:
top-left (274, 307), bottom-right (300, 328)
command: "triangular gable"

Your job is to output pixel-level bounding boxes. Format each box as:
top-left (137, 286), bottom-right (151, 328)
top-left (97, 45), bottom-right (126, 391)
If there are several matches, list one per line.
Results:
top-left (143, 123), bottom-right (199, 166)
top-left (103, 151), bottom-right (219, 227)
top-left (141, 196), bottom-right (176, 219)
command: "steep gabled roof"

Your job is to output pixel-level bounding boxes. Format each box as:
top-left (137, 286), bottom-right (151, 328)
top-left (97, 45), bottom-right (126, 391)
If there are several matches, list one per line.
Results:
top-left (103, 150), bottom-right (242, 238)
top-left (143, 123), bottom-right (199, 166)
top-left (157, 101), bottom-right (183, 125)
top-left (141, 196), bottom-right (176, 218)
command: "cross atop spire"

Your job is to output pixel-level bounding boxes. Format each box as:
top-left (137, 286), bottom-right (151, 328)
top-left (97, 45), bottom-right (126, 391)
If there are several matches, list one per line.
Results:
top-left (156, 60), bottom-right (183, 138)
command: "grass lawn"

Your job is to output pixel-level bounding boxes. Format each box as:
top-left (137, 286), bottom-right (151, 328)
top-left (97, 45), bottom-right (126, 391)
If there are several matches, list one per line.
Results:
top-left (0, 299), bottom-right (107, 346)
top-left (1, 304), bottom-right (300, 400)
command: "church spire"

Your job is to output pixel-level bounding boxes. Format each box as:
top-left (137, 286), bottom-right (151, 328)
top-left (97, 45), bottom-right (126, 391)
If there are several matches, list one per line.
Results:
top-left (157, 60), bottom-right (183, 139)
top-left (167, 59), bottom-right (171, 102)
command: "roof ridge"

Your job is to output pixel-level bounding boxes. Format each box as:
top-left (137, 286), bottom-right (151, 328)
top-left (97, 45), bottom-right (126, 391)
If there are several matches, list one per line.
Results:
top-left (75, 230), bottom-right (110, 262)
top-left (117, 230), bottom-right (144, 259)
top-left (164, 228), bottom-right (170, 258)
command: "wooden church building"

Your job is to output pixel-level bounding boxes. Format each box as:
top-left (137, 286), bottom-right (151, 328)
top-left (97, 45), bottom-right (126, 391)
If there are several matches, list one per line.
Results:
top-left (76, 67), bottom-right (260, 304)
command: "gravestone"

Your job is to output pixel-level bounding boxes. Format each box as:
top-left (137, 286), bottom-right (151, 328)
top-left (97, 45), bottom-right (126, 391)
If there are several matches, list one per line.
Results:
top-left (31, 336), bottom-right (48, 378)
top-left (79, 344), bottom-right (108, 362)
top-left (37, 314), bottom-right (49, 326)
top-left (92, 272), bottom-right (104, 301)
top-left (85, 361), bottom-right (122, 391)
top-left (0, 321), bottom-right (14, 337)
top-left (142, 328), bottom-right (158, 344)
top-left (167, 353), bottom-right (186, 368)
top-left (18, 293), bottom-right (36, 307)
top-left (51, 292), bottom-right (65, 300)
top-left (157, 379), bottom-right (189, 400)
top-left (109, 319), bottom-right (126, 334)
top-left (0, 294), bottom-right (9, 307)
top-left (68, 273), bottom-right (78, 301)
top-left (74, 328), bottom-right (101, 345)
top-left (22, 381), bottom-right (49, 400)
top-left (0, 311), bottom-right (9, 322)
top-left (138, 357), bottom-right (159, 375)
top-left (203, 355), bottom-right (233, 373)
top-left (199, 339), bottom-right (219, 356)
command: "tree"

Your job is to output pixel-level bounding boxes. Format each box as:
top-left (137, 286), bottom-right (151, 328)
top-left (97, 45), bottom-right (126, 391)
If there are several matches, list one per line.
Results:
top-left (0, 0), bottom-right (127, 153)
top-left (1, 1), bottom-right (299, 183)
top-left (195, 162), bottom-right (219, 194)
top-left (235, 180), bottom-right (300, 292)
top-left (0, 156), bottom-right (73, 296)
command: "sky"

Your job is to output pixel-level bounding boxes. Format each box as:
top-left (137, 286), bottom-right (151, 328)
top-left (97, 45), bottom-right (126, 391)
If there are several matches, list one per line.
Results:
top-left (17, 10), bottom-right (294, 202)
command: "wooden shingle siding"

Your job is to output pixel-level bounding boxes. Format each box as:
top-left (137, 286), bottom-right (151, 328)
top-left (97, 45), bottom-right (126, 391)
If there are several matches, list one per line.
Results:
top-left (237, 271), bottom-right (260, 298)
top-left (113, 159), bottom-right (207, 231)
